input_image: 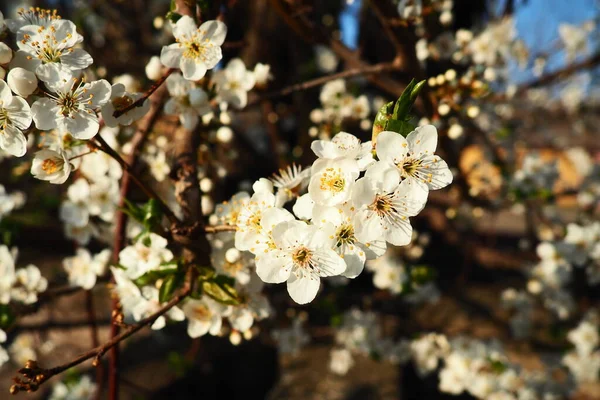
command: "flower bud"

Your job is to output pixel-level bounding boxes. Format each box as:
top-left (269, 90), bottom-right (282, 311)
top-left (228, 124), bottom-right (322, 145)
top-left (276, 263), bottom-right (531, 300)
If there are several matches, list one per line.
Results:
top-left (7, 67), bottom-right (38, 97)
top-left (145, 56), bottom-right (163, 81)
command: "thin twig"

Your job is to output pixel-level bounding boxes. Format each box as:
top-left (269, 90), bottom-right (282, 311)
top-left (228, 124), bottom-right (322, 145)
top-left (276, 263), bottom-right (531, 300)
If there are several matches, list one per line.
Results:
top-left (112, 69), bottom-right (173, 119)
top-left (10, 284), bottom-right (192, 395)
top-left (204, 225), bottom-right (237, 233)
top-left (249, 61), bottom-right (401, 106)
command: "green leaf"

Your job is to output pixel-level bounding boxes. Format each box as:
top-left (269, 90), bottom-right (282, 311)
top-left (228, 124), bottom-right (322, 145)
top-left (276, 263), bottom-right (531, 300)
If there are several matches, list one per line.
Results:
top-left (202, 276), bottom-right (241, 305)
top-left (372, 78), bottom-right (425, 141)
top-left (134, 266), bottom-right (178, 286)
top-left (159, 273), bottom-right (183, 303)
top-left (165, 11), bottom-right (183, 23)
top-left (142, 199), bottom-right (163, 231)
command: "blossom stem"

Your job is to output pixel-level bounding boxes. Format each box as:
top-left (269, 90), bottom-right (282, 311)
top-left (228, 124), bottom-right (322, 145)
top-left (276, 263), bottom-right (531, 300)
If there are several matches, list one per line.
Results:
top-left (111, 69), bottom-right (174, 119)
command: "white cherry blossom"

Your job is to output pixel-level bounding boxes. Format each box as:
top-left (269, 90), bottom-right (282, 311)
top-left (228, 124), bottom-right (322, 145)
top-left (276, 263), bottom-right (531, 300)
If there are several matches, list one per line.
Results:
top-left (63, 248), bottom-right (111, 290)
top-left (351, 162), bottom-right (427, 246)
top-left (118, 233), bottom-right (174, 279)
top-left (182, 297), bottom-right (228, 338)
top-left (213, 58), bottom-right (256, 109)
top-left (6, 7), bottom-right (61, 33)
top-left (308, 158), bottom-right (360, 206)
top-left (160, 16), bottom-right (226, 81)
top-left (376, 125), bottom-right (452, 193)
top-left (311, 131), bottom-right (374, 171)
top-left (0, 79), bottom-right (32, 157)
top-left (101, 83), bottom-right (150, 127)
top-left (16, 19), bottom-right (93, 82)
top-left (32, 73), bottom-right (111, 140)
top-left (255, 220), bottom-right (345, 304)
top-left (0, 245), bottom-right (16, 304)
top-left (31, 148), bottom-right (72, 184)
top-left (164, 72), bottom-right (212, 130)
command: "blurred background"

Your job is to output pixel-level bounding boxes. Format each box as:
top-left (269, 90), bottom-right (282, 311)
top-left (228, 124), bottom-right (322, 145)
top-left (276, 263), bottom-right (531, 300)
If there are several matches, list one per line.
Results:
top-left (0, 0), bottom-right (599, 399)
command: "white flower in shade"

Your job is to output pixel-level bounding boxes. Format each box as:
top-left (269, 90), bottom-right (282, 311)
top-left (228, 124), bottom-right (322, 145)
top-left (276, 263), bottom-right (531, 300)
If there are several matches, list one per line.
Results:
top-left (228, 274), bottom-right (271, 332)
top-left (111, 267), bottom-right (147, 320)
top-left (271, 164), bottom-right (311, 202)
top-left (0, 80), bottom-right (32, 157)
top-left (101, 83), bottom-right (150, 127)
top-left (410, 333), bottom-right (450, 376)
top-left (308, 158), bottom-right (360, 206)
top-left (563, 222), bottom-right (600, 266)
top-left (563, 350), bottom-right (600, 383)
top-left (0, 245), bottom-right (16, 304)
top-left (63, 248), bottom-right (111, 290)
top-left (140, 286), bottom-right (185, 330)
top-left (119, 233), bottom-right (174, 279)
top-left (147, 150), bottom-right (171, 182)
top-left (213, 58), bottom-right (256, 109)
top-left (311, 131), bottom-right (374, 171)
top-left (7, 67), bottom-right (38, 97)
top-left (49, 375), bottom-right (97, 400)
top-left (164, 72), bottom-right (212, 130)
top-left (160, 16), bottom-right (226, 81)
top-left (11, 264), bottom-right (47, 304)
top-left (567, 320), bottom-right (599, 356)
top-left (253, 63), bottom-right (272, 86)
top-left (6, 7), bottom-right (61, 33)
top-left (212, 237), bottom-right (254, 284)
top-left (65, 223), bottom-right (96, 246)
top-left (59, 178), bottom-right (91, 228)
top-left (368, 252), bottom-right (407, 294)
top-left (320, 79), bottom-right (346, 107)
top-left (558, 23), bottom-right (589, 62)
top-left (16, 19), bottom-right (92, 82)
top-left (330, 348), bottom-right (354, 375)
top-left (32, 74), bottom-right (111, 139)
top-left (255, 220), bottom-right (346, 304)
top-left (214, 192), bottom-right (250, 226)
top-left (8, 333), bottom-right (37, 365)
top-left (31, 148), bottom-right (72, 184)
top-left (351, 162), bottom-right (427, 246)
top-left (376, 125), bottom-right (452, 193)
top-left (0, 328), bottom-right (8, 367)
top-left (182, 297), bottom-right (228, 338)
top-left (312, 202), bottom-right (386, 278)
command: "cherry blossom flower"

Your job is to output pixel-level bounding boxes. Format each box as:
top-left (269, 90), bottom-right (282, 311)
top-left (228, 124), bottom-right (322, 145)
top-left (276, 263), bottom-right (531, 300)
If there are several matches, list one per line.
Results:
top-left (376, 125), bottom-right (453, 193)
top-left (308, 158), bottom-right (360, 206)
top-left (62, 248), bottom-right (111, 290)
top-left (32, 73), bottom-right (111, 140)
top-left (6, 7), bottom-right (61, 33)
top-left (311, 131), bottom-right (374, 171)
top-left (213, 58), bottom-right (256, 109)
top-left (160, 16), bottom-right (226, 81)
top-left (119, 233), bottom-right (174, 279)
top-left (182, 297), bottom-right (228, 338)
top-left (31, 148), bottom-right (72, 184)
top-left (351, 162), bottom-right (427, 246)
top-left (16, 19), bottom-right (92, 82)
top-left (0, 245), bottom-right (16, 304)
top-left (164, 72), bottom-right (212, 130)
top-left (0, 79), bottom-right (32, 157)
top-left (255, 220), bottom-right (345, 304)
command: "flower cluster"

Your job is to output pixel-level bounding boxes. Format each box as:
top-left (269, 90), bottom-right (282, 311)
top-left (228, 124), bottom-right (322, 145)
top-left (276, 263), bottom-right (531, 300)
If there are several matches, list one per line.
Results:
top-left (211, 126), bottom-right (451, 304)
top-left (0, 245), bottom-right (47, 306)
top-left (562, 313), bottom-right (600, 384)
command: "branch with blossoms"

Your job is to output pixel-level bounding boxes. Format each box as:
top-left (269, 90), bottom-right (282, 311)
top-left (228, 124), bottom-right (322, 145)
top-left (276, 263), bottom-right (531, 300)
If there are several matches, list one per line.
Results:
top-left (1, 1), bottom-right (599, 399)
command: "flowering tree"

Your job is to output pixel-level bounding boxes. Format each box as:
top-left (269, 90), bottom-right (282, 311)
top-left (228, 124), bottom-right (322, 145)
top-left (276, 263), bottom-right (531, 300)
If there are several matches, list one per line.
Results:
top-left (0, 0), bottom-right (599, 398)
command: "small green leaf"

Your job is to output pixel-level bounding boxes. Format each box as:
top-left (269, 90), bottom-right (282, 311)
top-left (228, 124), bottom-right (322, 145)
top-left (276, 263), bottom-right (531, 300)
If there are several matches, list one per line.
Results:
top-left (134, 265), bottom-right (178, 286)
top-left (165, 11), bottom-right (183, 23)
top-left (202, 277), bottom-right (241, 305)
top-left (159, 272), bottom-right (184, 303)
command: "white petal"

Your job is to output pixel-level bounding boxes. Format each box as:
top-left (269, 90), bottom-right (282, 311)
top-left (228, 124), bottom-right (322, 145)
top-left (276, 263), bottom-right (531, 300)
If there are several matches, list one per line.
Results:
top-left (61, 48), bottom-right (93, 70)
top-left (376, 130), bottom-right (408, 164)
top-left (181, 57), bottom-right (207, 81)
top-left (173, 16), bottom-right (198, 39)
top-left (354, 209), bottom-right (384, 244)
top-left (199, 20), bottom-right (227, 46)
top-left (86, 79), bottom-right (112, 108)
top-left (0, 125), bottom-right (27, 157)
top-left (384, 218), bottom-right (412, 246)
top-left (61, 110), bottom-right (99, 139)
top-left (341, 246), bottom-right (366, 278)
top-left (31, 98), bottom-right (59, 130)
top-left (407, 125), bottom-right (438, 156)
top-left (256, 252), bottom-right (291, 283)
top-left (287, 274), bottom-right (320, 304)
top-left (312, 248), bottom-right (346, 277)
top-left (160, 44), bottom-right (184, 68)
